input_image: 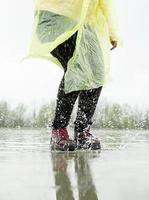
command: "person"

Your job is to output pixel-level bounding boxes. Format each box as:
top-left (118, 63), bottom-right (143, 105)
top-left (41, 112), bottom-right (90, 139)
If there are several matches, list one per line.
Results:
top-left (25, 0), bottom-right (121, 151)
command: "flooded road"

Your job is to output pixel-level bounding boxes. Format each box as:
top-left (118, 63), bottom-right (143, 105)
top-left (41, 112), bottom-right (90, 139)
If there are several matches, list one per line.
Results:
top-left (0, 129), bottom-right (149, 200)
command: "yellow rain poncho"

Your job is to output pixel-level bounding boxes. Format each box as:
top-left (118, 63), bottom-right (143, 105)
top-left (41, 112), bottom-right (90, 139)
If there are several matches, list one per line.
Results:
top-left (24, 0), bottom-right (121, 93)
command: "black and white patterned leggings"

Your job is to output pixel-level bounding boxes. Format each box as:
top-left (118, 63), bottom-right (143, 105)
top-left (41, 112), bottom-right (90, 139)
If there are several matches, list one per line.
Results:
top-left (50, 31), bottom-right (102, 133)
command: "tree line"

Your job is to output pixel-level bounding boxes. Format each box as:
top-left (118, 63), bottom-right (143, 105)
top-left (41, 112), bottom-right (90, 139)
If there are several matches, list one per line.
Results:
top-left (0, 100), bottom-right (149, 129)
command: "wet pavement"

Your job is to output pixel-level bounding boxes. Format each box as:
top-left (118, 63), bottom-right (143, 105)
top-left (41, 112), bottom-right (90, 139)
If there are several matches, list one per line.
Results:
top-left (0, 129), bottom-right (149, 200)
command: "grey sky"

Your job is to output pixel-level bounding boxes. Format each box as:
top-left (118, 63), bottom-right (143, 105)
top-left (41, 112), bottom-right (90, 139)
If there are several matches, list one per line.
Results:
top-left (0, 0), bottom-right (148, 109)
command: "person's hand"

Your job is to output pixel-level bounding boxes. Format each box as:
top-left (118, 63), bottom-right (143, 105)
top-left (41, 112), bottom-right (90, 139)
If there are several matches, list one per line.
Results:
top-left (110, 40), bottom-right (118, 50)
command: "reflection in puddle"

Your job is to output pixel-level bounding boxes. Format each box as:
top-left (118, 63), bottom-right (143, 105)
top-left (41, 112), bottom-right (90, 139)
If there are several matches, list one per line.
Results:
top-left (51, 151), bottom-right (100, 200)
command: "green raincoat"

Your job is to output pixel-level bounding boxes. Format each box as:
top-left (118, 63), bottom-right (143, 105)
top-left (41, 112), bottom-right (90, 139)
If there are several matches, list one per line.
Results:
top-left (23, 0), bottom-right (122, 93)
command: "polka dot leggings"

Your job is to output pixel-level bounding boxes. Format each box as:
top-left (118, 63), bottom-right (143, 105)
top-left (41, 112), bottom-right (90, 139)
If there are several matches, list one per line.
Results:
top-left (50, 31), bottom-right (102, 133)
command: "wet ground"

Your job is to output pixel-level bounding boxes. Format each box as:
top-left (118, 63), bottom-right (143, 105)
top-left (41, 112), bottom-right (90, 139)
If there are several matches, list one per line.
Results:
top-left (0, 129), bottom-right (149, 200)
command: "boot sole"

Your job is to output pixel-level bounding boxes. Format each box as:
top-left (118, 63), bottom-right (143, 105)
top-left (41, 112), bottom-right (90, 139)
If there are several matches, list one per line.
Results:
top-left (50, 143), bottom-right (76, 151)
top-left (51, 143), bottom-right (68, 151)
top-left (91, 143), bottom-right (101, 150)
top-left (76, 142), bottom-right (101, 150)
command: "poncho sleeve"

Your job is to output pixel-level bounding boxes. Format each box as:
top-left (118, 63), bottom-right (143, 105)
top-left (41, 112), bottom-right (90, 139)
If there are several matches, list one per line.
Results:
top-left (99, 0), bottom-right (122, 44)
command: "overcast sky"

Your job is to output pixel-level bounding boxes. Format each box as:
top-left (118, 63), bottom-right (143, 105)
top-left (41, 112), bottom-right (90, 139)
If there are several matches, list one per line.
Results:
top-left (0, 0), bottom-right (148, 110)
